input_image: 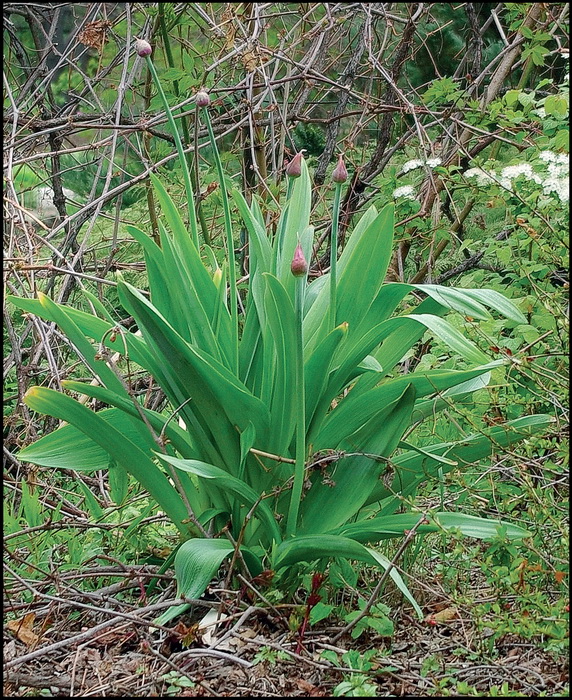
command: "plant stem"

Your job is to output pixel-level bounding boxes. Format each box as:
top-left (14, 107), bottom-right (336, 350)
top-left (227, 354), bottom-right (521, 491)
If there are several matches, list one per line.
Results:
top-left (157, 8), bottom-right (210, 245)
top-left (276, 177), bottom-right (294, 255)
top-left (201, 108), bottom-right (239, 372)
top-left (286, 274), bottom-right (307, 538)
top-left (329, 182), bottom-right (343, 329)
top-left (144, 56), bottom-right (199, 249)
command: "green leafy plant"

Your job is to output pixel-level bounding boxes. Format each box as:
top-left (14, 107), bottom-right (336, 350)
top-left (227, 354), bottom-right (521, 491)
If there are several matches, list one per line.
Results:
top-left (322, 649), bottom-right (382, 697)
top-left (10, 43), bottom-right (553, 625)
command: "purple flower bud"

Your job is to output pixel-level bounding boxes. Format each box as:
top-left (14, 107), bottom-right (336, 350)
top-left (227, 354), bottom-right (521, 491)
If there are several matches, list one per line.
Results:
top-left (195, 91), bottom-right (210, 108)
top-left (291, 243), bottom-right (308, 277)
top-left (332, 154), bottom-right (348, 183)
top-left (285, 152), bottom-right (304, 178)
top-left (135, 38), bottom-right (152, 57)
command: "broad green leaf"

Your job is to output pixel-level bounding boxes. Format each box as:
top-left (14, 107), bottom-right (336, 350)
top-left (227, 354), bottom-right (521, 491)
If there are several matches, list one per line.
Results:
top-left (261, 273), bottom-right (297, 455)
top-left (272, 534), bottom-right (422, 619)
top-left (333, 512), bottom-right (530, 543)
top-left (366, 414), bottom-right (554, 509)
top-left (37, 293), bottom-right (126, 395)
top-left (304, 322), bottom-right (348, 434)
top-left (315, 365), bottom-right (497, 449)
top-left (155, 538), bottom-right (263, 625)
top-left (232, 189), bottom-right (272, 273)
top-left (158, 454), bottom-right (282, 544)
top-left (299, 385), bottom-right (416, 534)
top-left (17, 406), bottom-right (169, 471)
top-left (22, 387), bottom-right (191, 533)
top-left (117, 281), bottom-right (270, 468)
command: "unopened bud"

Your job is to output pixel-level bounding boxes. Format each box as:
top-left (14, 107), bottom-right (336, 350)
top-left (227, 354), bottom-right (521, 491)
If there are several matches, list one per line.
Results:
top-left (135, 38), bottom-right (152, 57)
top-left (291, 243), bottom-right (308, 277)
top-left (332, 154), bottom-right (348, 183)
top-left (195, 91), bottom-right (210, 108)
top-left (285, 152), bottom-right (303, 178)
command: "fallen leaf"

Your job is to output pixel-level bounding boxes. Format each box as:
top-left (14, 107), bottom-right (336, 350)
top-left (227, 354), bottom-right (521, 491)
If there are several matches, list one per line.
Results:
top-left (424, 606), bottom-right (459, 624)
top-left (7, 613), bottom-right (40, 647)
top-left (296, 678), bottom-right (326, 696)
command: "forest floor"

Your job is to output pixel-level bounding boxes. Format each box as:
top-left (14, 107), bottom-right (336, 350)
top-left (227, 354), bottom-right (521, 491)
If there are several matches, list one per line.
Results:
top-left (4, 565), bottom-right (568, 697)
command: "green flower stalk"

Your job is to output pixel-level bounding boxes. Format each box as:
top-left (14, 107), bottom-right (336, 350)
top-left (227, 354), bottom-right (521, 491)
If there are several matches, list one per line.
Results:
top-left (277, 152), bottom-right (304, 253)
top-left (136, 39), bottom-right (199, 248)
top-left (286, 242), bottom-right (308, 538)
top-left (329, 154), bottom-right (347, 329)
top-left (196, 90), bottom-right (239, 373)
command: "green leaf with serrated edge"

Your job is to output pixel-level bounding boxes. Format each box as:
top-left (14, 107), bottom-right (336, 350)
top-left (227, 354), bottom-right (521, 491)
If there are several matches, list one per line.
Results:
top-left (157, 454), bottom-right (282, 544)
top-left (333, 512), bottom-right (530, 543)
top-left (366, 414), bottom-right (554, 510)
top-left (272, 534), bottom-right (423, 619)
top-left (298, 385), bottom-right (415, 535)
top-left (155, 538), bottom-right (263, 626)
top-left (22, 387), bottom-right (191, 533)
top-left (261, 273), bottom-right (297, 455)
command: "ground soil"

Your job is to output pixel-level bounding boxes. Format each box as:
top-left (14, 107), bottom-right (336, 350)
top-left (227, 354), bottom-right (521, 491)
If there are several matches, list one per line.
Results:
top-left (4, 572), bottom-right (568, 697)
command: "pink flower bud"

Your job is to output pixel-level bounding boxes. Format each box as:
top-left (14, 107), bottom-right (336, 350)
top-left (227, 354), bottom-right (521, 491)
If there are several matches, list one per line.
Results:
top-left (135, 38), bottom-right (152, 57)
top-left (285, 152), bottom-right (304, 178)
top-left (195, 91), bottom-right (210, 108)
top-left (332, 154), bottom-right (348, 183)
top-left (291, 243), bottom-right (308, 277)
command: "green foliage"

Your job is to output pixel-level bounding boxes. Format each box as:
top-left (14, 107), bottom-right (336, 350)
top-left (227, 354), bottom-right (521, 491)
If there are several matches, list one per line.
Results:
top-left (11, 155), bottom-right (550, 624)
top-left (10, 46), bottom-right (555, 628)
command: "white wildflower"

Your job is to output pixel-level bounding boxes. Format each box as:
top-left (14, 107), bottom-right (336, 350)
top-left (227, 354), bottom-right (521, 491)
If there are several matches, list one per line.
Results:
top-left (562, 52), bottom-right (569, 60)
top-left (401, 159), bottom-right (423, 173)
top-left (464, 167), bottom-right (496, 186)
top-left (392, 185), bottom-right (416, 200)
top-left (501, 163), bottom-right (535, 180)
top-left (425, 157), bottom-right (442, 168)
top-left (539, 150), bottom-right (557, 162)
top-left (534, 107), bottom-right (546, 118)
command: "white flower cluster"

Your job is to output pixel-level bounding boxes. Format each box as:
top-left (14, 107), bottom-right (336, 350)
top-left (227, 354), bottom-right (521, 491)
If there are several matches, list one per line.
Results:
top-left (463, 150), bottom-right (569, 204)
top-left (464, 167), bottom-right (496, 186)
top-left (401, 157), bottom-right (442, 173)
top-left (540, 151), bottom-right (569, 203)
top-left (500, 163), bottom-right (542, 189)
top-left (392, 185), bottom-right (416, 200)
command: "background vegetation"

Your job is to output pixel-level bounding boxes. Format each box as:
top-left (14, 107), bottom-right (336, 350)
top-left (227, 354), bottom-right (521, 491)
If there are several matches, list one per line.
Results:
top-left (3, 3), bottom-right (568, 697)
